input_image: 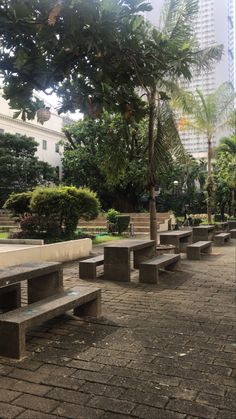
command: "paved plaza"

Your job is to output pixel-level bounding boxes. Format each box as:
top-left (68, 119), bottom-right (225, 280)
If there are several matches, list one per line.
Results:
top-left (0, 240), bottom-right (235, 419)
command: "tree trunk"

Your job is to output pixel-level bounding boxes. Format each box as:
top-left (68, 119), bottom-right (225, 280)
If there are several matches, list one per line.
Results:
top-left (232, 189), bottom-right (236, 217)
top-left (207, 136), bottom-right (213, 224)
top-left (148, 90), bottom-right (157, 244)
top-left (220, 204), bottom-right (225, 222)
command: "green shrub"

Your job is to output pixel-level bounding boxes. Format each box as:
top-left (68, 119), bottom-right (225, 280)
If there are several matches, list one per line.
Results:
top-left (30, 186), bottom-right (100, 237)
top-left (4, 192), bottom-right (32, 217)
top-left (192, 218), bottom-right (202, 226)
top-left (5, 186), bottom-right (100, 240)
top-left (20, 215), bottom-right (42, 234)
top-left (106, 210), bottom-right (130, 234)
top-left (117, 215), bottom-right (130, 234)
top-left (106, 208), bottom-right (120, 224)
top-left (214, 214), bottom-right (221, 222)
top-left (106, 208), bottom-right (120, 233)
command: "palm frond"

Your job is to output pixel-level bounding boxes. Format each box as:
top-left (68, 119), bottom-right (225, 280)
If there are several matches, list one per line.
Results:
top-left (160, 0), bottom-right (198, 45)
top-left (192, 45), bottom-right (223, 72)
top-left (213, 82), bottom-right (236, 120)
top-left (153, 100), bottom-right (188, 176)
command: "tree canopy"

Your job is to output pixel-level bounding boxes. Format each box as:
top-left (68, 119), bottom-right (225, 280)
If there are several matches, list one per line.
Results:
top-left (0, 0), bottom-right (224, 241)
top-left (0, 0), bottom-right (152, 119)
top-left (0, 0), bottom-right (222, 120)
top-left (176, 82), bottom-right (235, 223)
top-left (63, 113), bottom-right (148, 211)
top-left (0, 132), bottom-right (56, 206)
top-left (214, 135), bottom-right (236, 218)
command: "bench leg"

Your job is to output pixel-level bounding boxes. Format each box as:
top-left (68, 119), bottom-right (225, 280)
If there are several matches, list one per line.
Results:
top-left (104, 248), bottom-right (130, 282)
top-left (180, 236), bottom-right (191, 253)
top-left (0, 283), bottom-right (21, 313)
top-left (79, 263), bottom-right (97, 279)
top-left (187, 249), bottom-right (201, 260)
top-left (0, 322), bottom-right (25, 359)
top-left (28, 269), bottom-right (63, 303)
top-left (134, 244), bottom-right (156, 269)
top-left (139, 265), bottom-right (159, 284)
top-left (202, 244), bottom-right (212, 254)
top-left (167, 260), bottom-right (181, 271)
top-left (74, 293), bottom-right (101, 318)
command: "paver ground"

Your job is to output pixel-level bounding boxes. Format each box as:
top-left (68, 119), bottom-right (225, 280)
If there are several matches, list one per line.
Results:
top-left (0, 239), bottom-right (235, 419)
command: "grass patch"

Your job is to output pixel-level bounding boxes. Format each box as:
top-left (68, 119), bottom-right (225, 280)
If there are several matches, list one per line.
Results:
top-left (92, 235), bottom-right (124, 245)
top-left (0, 232), bottom-right (8, 238)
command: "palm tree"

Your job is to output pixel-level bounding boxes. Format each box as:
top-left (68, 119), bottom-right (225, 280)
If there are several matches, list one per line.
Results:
top-left (217, 135), bottom-right (236, 216)
top-left (136, 0), bottom-right (223, 242)
top-left (178, 83), bottom-right (235, 223)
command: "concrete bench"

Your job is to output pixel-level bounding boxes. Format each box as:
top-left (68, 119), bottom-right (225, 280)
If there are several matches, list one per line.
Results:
top-left (230, 229), bottom-right (236, 239)
top-left (0, 262), bottom-right (63, 312)
top-left (214, 233), bottom-right (230, 245)
top-left (139, 254), bottom-right (181, 284)
top-left (187, 241), bottom-right (212, 260)
top-left (79, 255), bottom-right (104, 279)
top-left (0, 283), bottom-right (21, 314)
top-left (229, 221), bottom-right (236, 230)
top-left (0, 286), bottom-right (101, 359)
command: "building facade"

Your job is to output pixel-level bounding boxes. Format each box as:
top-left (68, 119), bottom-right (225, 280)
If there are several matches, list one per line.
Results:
top-left (146, 0), bottom-right (235, 158)
top-left (0, 90), bottom-right (66, 176)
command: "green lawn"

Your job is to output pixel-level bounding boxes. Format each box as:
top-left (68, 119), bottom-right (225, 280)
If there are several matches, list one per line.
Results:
top-left (0, 232), bottom-right (8, 238)
top-left (92, 235), bottom-right (123, 245)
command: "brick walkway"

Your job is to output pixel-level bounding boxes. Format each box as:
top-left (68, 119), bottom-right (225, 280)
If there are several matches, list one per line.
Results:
top-left (0, 240), bottom-right (235, 418)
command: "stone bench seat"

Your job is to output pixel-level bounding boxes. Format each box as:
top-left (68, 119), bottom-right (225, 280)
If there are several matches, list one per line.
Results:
top-left (79, 255), bottom-right (104, 279)
top-left (0, 286), bottom-right (101, 359)
top-left (187, 241), bottom-right (212, 260)
top-left (139, 253), bottom-right (181, 284)
top-left (214, 233), bottom-right (230, 245)
top-left (230, 229), bottom-right (236, 239)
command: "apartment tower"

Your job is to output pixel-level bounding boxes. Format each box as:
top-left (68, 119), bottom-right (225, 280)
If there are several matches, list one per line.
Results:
top-left (146, 0), bottom-right (235, 158)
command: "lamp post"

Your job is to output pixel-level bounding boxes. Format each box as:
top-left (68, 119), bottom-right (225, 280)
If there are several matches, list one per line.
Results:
top-left (173, 180), bottom-right (179, 195)
top-left (184, 204), bottom-right (190, 221)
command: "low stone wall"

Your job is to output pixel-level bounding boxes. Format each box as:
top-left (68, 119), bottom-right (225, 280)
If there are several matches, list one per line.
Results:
top-left (0, 239), bottom-right (44, 245)
top-left (0, 239), bottom-right (92, 268)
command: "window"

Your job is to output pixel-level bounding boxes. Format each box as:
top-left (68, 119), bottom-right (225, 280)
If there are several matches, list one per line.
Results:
top-left (55, 143), bottom-right (60, 153)
top-left (42, 140), bottom-right (47, 150)
top-left (0, 128), bottom-right (4, 134)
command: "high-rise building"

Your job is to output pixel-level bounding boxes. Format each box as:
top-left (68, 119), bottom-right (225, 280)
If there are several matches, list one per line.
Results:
top-left (146, 0), bottom-right (235, 158)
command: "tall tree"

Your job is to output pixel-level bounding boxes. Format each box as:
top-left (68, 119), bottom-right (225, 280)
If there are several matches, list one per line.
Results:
top-left (0, 0), bottom-right (223, 243)
top-left (63, 113), bottom-right (148, 211)
top-left (63, 110), bottom-right (192, 211)
top-left (178, 83), bottom-right (235, 223)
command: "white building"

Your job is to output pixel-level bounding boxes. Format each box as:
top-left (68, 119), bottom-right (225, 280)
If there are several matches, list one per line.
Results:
top-left (0, 89), bottom-right (67, 176)
top-left (146, 0), bottom-right (235, 158)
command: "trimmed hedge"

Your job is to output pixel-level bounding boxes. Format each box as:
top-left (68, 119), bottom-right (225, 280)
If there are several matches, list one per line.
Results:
top-left (3, 192), bottom-right (32, 217)
top-left (4, 186), bottom-right (100, 239)
top-left (106, 209), bottom-right (130, 234)
top-left (117, 215), bottom-right (130, 234)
